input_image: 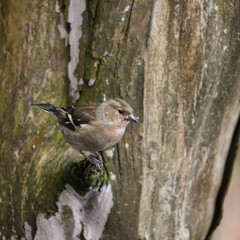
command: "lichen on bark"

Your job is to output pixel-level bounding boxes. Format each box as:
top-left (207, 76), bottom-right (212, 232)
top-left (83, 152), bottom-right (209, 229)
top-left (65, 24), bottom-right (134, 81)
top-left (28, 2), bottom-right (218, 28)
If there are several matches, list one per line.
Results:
top-left (0, 0), bottom-right (239, 239)
top-left (139, 0), bottom-right (240, 239)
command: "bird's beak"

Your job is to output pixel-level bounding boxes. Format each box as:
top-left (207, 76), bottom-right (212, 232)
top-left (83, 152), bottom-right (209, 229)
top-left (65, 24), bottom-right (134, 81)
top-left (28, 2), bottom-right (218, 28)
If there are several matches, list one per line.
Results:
top-left (125, 113), bottom-right (139, 123)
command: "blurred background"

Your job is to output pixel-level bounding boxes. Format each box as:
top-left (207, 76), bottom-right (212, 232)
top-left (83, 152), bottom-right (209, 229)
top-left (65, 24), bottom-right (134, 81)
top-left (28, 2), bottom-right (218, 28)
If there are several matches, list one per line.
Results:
top-left (212, 143), bottom-right (240, 240)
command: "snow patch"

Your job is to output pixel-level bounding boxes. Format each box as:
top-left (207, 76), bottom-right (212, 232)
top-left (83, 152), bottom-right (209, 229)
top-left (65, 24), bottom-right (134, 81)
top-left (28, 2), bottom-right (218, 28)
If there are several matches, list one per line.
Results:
top-left (56, 1), bottom-right (69, 46)
top-left (123, 5), bottom-right (130, 13)
top-left (105, 148), bottom-right (115, 158)
top-left (68, 0), bottom-right (86, 102)
top-left (103, 93), bottom-right (107, 101)
top-left (109, 172), bottom-right (116, 181)
top-left (35, 184), bottom-right (114, 240)
top-left (56, 0), bottom-right (86, 102)
top-left (88, 78), bottom-right (96, 87)
top-left (24, 222), bottom-right (32, 240)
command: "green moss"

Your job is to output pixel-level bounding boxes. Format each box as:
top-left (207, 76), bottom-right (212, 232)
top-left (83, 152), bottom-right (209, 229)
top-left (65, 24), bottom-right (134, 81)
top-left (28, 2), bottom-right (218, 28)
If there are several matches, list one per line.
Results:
top-left (0, 178), bottom-right (14, 236)
top-left (32, 70), bottom-right (68, 106)
top-left (216, 0), bottom-right (234, 15)
top-left (55, 131), bottom-right (63, 143)
top-left (0, 91), bottom-right (8, 118)
top-left (23, 146), bottom-right (107, 228)
top-left (13, 98), bottom-right (23, 139)
top-left (84, 54), bottom-right (98, 82)
top-left (89, 0), bottom-right (99, 19)
top-left (61, 156), bottom-right (108, 196)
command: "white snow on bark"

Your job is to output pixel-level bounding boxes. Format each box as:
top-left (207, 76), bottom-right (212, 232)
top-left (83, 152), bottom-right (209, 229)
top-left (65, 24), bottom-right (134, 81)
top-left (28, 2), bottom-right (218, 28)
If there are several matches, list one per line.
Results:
top-left (56, 0), bottom-right (86, 102)
top-left (67, 0), bottom-right (86, 102)
top-left (34, 184), bottom-right (114, 240)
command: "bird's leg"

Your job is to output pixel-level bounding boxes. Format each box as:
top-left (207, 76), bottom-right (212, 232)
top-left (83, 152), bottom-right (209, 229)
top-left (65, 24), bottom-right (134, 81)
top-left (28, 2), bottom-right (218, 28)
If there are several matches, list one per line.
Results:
top-left (88, 152), bottom-right (103, 173)
top-left (80, 151), bottom-right (103, 174)
top-left (95, 152), bottom-right (103, 171)
top-left (80, 151), bottom-right (90, 160)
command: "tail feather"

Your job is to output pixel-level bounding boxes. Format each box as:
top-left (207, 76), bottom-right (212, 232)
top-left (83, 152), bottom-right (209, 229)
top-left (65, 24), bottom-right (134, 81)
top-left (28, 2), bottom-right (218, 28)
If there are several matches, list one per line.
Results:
top-left (32, 103), bottom-right (70, 127)
top-left (31, 103), bottom-right (57, 114)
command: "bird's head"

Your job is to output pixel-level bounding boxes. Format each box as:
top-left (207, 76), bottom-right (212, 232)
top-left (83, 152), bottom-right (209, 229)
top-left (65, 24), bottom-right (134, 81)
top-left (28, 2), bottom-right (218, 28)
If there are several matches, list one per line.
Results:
top-left (98, 98), bottom-right (138, 126)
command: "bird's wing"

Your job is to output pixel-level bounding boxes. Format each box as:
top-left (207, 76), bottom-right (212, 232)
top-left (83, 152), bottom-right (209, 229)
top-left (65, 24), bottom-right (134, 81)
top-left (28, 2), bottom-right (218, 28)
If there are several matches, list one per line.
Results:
top-left (57, 102), bottom-right (98, 131)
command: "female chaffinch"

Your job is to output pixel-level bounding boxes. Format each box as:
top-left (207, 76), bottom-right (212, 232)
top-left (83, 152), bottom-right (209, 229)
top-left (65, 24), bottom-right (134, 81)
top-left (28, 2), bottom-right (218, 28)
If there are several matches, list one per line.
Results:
top-left (32, 98), bottom-right (138, 172)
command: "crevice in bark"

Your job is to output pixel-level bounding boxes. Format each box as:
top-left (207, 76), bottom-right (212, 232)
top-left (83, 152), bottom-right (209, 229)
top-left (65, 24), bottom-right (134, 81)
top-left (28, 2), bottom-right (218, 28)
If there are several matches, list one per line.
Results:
top-left (125, 0), bottom-right (135, 36)
top-left (67, 158), bottom-right (105, 194)
top-left (112, 0), bottom-right (135, 99)
top-left (116, 144), bottom-right (123, 176)
top-left (79, 222), bottom-right (86, 240)
top-left (205, 115), bottom-right (240, 240)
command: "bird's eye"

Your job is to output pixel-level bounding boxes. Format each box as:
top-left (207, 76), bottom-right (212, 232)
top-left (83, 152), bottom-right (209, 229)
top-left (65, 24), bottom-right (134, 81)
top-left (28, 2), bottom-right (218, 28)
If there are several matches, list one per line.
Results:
top-left (118, 109), bottom-right (124, 114)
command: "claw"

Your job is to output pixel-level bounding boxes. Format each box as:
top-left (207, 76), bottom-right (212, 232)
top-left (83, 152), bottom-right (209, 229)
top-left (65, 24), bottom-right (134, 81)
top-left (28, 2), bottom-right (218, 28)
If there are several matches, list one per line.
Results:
top-left (88, 155), bottom-right (103, 174)
top-left (80, 151), bottom-right (103, 174)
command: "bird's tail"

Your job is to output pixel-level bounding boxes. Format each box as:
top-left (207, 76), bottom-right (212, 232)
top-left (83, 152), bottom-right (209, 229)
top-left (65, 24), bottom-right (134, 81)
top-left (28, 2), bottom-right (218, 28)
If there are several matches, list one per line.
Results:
top-left (31, 103), bottom-right (58, 115)
top-left (31, 103), bottom-right (69, 126)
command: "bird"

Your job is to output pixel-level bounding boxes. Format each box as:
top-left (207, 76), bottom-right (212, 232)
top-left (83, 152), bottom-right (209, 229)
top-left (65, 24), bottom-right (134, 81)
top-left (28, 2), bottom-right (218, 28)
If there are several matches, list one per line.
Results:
top-left (32, 98), bottom-right (138, 173)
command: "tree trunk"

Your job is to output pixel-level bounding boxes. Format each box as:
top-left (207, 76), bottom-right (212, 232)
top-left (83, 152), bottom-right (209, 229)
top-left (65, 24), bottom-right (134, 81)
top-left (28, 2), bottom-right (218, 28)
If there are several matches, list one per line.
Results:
top-left (0, 0), bottom-right (239, 240)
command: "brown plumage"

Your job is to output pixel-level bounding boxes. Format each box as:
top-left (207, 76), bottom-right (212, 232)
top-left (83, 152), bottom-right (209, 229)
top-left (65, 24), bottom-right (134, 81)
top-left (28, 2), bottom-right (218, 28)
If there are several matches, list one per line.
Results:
top-left (32, 98), bottom-right (138, 173)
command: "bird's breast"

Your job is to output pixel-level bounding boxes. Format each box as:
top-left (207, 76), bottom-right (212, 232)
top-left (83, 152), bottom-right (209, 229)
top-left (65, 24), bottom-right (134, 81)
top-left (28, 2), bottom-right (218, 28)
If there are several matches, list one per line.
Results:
top-left (98, 125), bottom-right (126, 151)
top-left (58, 122), bottom-right (127, 152)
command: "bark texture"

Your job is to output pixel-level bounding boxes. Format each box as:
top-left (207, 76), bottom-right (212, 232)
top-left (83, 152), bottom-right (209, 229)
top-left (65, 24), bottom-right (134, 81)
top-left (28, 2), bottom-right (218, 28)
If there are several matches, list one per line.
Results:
top-left (140, 0), bottom-right (240, 239)
top-left (0, 0), bottom-right (239, 239)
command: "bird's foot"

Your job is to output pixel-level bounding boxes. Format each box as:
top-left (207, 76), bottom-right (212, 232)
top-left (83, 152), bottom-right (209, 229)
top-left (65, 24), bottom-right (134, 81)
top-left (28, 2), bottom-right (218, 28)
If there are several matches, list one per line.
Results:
top-left (87, 155), bottom-right (103, 174)
top-left (80, 151), bottom-right (103, 174)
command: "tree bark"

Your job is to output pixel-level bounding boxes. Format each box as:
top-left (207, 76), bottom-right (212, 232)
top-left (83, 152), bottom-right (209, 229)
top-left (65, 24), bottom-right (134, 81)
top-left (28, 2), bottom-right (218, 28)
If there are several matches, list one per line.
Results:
top-left (140, 0), bottom-right (240, 239)
top-left (0, 0), bottom-right (239, 239)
